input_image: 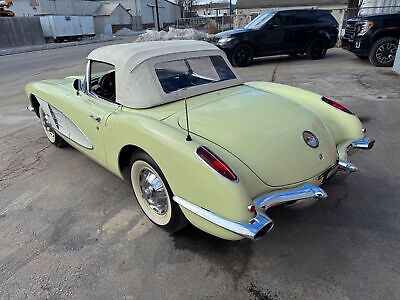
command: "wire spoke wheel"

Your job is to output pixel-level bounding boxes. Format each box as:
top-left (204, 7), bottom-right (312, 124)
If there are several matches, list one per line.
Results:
top-left (39, 107), bottom-right (56, 143)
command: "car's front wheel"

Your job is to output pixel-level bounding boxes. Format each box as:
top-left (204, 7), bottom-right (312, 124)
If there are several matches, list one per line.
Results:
top-left (129, 152), bottom-right (187, 232)
top-left (307, 39), bottom-right (328, 60)
top-left (369, 37), bottom-right (398, 67)
top-left (39, 107), bottom-right (67, 148)
top-left (231, 44), bottom-right (254, 67)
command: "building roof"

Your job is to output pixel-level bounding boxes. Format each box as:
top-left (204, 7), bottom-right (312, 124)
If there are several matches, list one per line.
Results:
top-left (236, 0), bottom-right (347, 9)
top-left (87, 41), bottom-right (242, 108)
top-left (94, 3), bottom-right (120, 16)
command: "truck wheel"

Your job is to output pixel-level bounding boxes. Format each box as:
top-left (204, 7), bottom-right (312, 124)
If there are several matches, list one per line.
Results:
top-left (307, 39), bottom-right (328, 60)
top-left (369, 37), bottom-right (398, 67)
top-left (231, 44), bottom-right (254, 67)
top-left (129, 152), bottom-right (188, 233)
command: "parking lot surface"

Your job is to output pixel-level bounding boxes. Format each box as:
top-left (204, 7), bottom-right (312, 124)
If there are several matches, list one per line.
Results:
top-left (0, 42), bottom-right (399, 299)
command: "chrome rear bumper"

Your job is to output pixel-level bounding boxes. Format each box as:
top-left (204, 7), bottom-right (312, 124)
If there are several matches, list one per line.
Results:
top-left (173, 183), bottom-right (327, 240)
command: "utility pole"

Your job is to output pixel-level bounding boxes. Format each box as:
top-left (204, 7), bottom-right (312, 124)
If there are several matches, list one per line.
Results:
top-left (155, 0), bottom-right (161, 31)
top-left (229, 0), bottom-right (232, 29)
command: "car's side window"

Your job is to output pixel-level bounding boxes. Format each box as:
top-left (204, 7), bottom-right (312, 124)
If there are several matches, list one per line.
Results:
top-left (292, 11), bottom-right (315, 25)
top-left (278, 12), bottom-right (294, 26)
top-left (314, 12), bottom-right (337, 25)
top-left (266, 15), bottom-right (282, 27)
top-left (89, 61), bottom-right (116, 103)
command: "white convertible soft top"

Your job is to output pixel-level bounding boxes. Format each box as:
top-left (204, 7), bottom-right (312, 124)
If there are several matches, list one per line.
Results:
top-left (87, 40), bottom-right (243, 108)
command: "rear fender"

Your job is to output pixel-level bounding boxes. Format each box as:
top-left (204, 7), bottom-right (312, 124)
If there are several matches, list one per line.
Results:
top-left (104, 111), bottom-right (255, 240)
top-left (245, 82), bottom-right (365, 146)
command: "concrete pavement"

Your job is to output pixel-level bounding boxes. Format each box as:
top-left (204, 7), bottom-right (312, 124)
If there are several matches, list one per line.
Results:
top-left (0, 43), bottom-right (399, 299)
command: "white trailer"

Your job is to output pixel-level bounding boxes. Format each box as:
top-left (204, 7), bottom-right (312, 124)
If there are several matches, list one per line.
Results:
top-left (39, 16), bottom-right (95, 42)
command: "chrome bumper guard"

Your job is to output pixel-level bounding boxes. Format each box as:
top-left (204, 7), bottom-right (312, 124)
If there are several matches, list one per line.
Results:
top-left (253, 183), bottom-right (327, 211)
top-left (338, 136), bottom-right (375, 173)
top-left (173, 183), bottom-right (327, 240)
top-left (338, 160), bottom-right (358, 172)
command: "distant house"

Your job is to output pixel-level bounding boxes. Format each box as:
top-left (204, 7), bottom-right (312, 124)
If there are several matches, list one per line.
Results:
top-left (93, 3), bottom-right (136, 34)
top-left (193, 2), bottom-right (233, 17)
top-left (109, 0), bottom-right (182, 29)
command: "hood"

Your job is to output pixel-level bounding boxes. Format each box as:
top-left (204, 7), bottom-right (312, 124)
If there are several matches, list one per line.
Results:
top-left (216, 28), bottom-right (253, 38)
top-left (178, 86), bottom-right (337, 187)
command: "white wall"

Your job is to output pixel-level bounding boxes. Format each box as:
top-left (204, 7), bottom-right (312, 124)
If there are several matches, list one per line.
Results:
top-left (139, 0), bottom-right (181, 27)
top-left (394, 41), bottom-right (400, 74)
top-left (73, 1), bottom-right (102, 16)
top-left (110, 5), bottom-right (132, 25)
top-left (94, 16), bottom-right (113, 35)
top-left (359, 0), bottom-right (400, 15)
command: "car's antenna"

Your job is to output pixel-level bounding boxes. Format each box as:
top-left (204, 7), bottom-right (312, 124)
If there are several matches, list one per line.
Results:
top-left (184, 95), bottom-right (192, 142)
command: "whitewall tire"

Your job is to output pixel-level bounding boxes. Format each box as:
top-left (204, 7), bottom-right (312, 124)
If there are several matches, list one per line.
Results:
top-left (39, 107), bottom-right (67, 148)
top-left (129, 152), bottom-right (187, 232)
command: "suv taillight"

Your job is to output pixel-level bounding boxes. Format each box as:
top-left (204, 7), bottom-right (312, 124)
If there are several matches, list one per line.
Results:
top-left (196, 146), bottom-right (238, 181)
top-left (322, 96), bottom-right (354, 115)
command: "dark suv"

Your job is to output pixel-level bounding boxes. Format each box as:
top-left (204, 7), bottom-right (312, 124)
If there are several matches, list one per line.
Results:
top-left (342, 13), bottom-right (400, 67)
top-left (215, 9), bottom-right (339, 67)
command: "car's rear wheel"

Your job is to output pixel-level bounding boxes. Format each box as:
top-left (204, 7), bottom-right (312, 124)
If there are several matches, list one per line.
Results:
top-left (369, 37), bottom-right (398, 67)
top-left (39, 107), bottom-right (67, 148)
top-left (231, 44), bottom-right (254, 67)
top-left (307, 39), bottom-right (328, 60)
top-left (129, 152), bottom-right (187, 232)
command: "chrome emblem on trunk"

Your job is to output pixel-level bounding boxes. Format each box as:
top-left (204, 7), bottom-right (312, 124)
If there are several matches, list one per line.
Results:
top-left (303, 131), bottom-right (319, 148)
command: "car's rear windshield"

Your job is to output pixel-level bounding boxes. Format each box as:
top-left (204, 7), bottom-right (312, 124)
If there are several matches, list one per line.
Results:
top-left (155, 55), bottom-right (236, 94)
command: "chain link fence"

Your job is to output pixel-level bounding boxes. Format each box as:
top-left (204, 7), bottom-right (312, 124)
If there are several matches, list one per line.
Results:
top-left (174, 6), bottom-right (400, 36)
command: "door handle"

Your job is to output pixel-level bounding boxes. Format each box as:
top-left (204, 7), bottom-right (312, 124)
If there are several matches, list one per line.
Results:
top-left (90, 115), bottom-right (101, 122)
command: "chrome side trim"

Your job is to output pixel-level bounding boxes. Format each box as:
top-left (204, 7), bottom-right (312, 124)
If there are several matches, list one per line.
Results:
top-left (351, 136), bottom-right (375, 150)
top-left (173, 196), bottom-right (274, 239)
top-left (254, 183), bottom-right (327, 211)
top-left (338, 159), bottom-right (358, 172)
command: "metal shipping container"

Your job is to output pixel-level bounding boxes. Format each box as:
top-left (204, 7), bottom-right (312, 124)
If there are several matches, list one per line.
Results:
top-left (40, 16), bottom-right (95, 41)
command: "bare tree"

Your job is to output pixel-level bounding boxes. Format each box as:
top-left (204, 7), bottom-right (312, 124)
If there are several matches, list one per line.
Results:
top-left (178, 0), bottom-right (198, 18)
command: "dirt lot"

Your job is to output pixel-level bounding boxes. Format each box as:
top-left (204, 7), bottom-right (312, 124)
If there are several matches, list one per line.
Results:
top-left (0, 42), bottom-right (399, 299)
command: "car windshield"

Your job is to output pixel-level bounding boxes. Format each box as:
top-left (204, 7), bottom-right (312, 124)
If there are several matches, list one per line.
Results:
top-left (245, 11), bottom-right (276, 29)
top-left (155, 55), bottom-right (236, 94)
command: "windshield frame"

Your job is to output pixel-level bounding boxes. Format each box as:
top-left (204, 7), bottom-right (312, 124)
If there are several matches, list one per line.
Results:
top-left (244, 11), bottom-right (277, 30)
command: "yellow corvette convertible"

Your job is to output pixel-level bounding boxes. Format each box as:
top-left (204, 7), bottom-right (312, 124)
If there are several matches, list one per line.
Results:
top-left (26, 41), bottom-right (374, 240)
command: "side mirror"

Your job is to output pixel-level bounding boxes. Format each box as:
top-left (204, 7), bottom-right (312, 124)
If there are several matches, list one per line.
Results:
top-left (73, 79), bottom-right (83, 95)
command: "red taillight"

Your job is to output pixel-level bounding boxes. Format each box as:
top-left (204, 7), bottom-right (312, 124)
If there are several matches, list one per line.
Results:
top-left (322, 96), bottom-right (354, 115)
top-left (196, 146), bottom-right (238, 181)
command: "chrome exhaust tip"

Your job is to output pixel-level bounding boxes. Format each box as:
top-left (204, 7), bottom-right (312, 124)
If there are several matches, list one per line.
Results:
top-left (351, 137), bottom-right (375, 150)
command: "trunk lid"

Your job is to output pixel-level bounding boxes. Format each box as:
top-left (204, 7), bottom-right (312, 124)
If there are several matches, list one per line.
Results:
top-left (178, 87), bottom-right (337, 187)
